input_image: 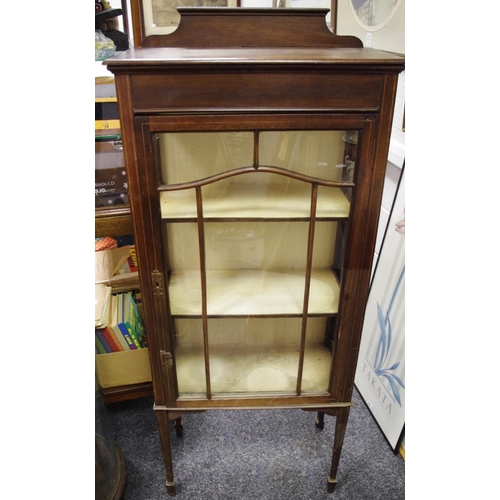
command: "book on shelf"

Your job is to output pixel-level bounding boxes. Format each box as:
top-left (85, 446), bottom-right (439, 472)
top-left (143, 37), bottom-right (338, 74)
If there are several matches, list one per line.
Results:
top-left (128, 245), bottom-right (138, 272)
top-left (113, 293), bottom-right (136, 351)
top-left (95, 329), bottom-right (113, 353)
top-left (131, 292), bottom-right (146, 347)
top-left (101, 326), bottom-right (124, 352)
top-left (95, 284), bottom-right (112, 328)
top-left (96, 294), bottom-right (133, 353)
top-left (108, 295), bottom-right (131, 351)
top-left (95, 292), bottom-right (147, 355)
top-left (116, 293), bottom-right (137, 351)
top-left (122, 291), bottom-right (145, 349)
top-left (95, 334), bottom-right (108, 355)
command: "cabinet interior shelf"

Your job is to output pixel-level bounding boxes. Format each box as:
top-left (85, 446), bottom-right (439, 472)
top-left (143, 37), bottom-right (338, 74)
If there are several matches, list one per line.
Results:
top-left (169, 268), bottom-right (340, 317)
top-left (160, 184), bottom-right (350, 221)
top-left (175, 344), bottom-right (332, 395)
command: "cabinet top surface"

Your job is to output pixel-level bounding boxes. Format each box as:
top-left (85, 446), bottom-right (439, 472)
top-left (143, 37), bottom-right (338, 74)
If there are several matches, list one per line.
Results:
top-left (105, 47), bottom-right (404, 71)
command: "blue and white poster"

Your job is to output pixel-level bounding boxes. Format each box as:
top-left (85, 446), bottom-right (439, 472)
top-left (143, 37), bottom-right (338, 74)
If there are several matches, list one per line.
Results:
top-left (355, 167), bottom-right (405, 451)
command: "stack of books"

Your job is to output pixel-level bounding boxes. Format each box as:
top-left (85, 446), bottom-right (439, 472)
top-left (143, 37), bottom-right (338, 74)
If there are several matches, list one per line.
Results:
top-left (95, 292), bottom-right (145, 354)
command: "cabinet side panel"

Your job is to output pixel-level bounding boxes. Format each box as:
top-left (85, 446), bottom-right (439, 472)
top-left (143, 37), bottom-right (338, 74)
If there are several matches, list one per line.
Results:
top-left (330, 76), bottom-right (400, 402)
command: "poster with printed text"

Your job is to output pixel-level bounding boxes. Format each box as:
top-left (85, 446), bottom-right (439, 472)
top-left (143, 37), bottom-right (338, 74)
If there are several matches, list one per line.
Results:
top-left (355, 166), bottom-right (405, 451)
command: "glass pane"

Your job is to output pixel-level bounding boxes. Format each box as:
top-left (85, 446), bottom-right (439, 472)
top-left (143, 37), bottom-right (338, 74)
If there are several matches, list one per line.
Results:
top-left (341, 131), bottom-right (357, 190)
top-left (160, 174), bottom-right (351, 221)
top-left (166, 221), bottom-right (340, 318)
top-left (209, 317), bottom-right (301, 395)
top-left (158, 129), bottom-right (357, 398)
top-left (173, 319), bottom-right (206, 396)
top-left (301, 318), bottom-right (333, 394)
top-left (259, 130), bottom-right (356, 182)
top-left (159, 132), bottom-right (253, 185)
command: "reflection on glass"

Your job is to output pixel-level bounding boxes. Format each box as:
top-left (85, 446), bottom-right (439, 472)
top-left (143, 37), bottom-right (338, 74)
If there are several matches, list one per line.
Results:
top-left (160, 175), bottom-right (351, 220)
top-left (158, 130), bottom-right (358, 185)
top-left (259, 131), bottom-right (347, 181)
top-left (159, 132), bottom-right (253, 185)
top-left (174, 317), bottom-right (333, 395)
top-left (174, 319), bottom-right (206, 396)
top-left (166, 222), bottom-right (340, 317)
top-left (301, 319), bottom-right (334, 394)
top-left (341, 131), bottom-right (357, 185)
top-left (160, 130), bottom-right (357, 397)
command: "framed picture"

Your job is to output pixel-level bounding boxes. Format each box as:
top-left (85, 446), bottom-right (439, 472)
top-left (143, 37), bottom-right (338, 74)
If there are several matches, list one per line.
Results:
top-left (354, 166), bottom-right (405, 452)
top-left (130, 0), bottom-right (239, 44)
top-left (336, 0), bottom-right (404, 54)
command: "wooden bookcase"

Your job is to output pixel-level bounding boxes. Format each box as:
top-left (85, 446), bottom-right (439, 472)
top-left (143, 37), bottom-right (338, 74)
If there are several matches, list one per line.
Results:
top-left (105, 7), bottom-right (404, 495)
top-left (95, 207), bottom-right (154, 404)
top-left (95, 81), bottom-right (154, 403)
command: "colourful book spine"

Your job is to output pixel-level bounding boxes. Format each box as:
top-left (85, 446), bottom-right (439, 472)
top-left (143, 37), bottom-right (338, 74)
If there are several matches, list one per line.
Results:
top-left (126, 323), bottom-right (142, 349)
top-left (122, 292), bottom-right (142, 349)
top-left (100, 327), bottom-right (121, 352)
top-left (114, 293), bottom-right (135, 350)
top-left (111, 323), bottom-right (131, 350)
top-left (110, 293), bottom-right (130, 351)
top-left (117, 322), bottom-right (137, 350)
top-left (128, 245), bottom-right (138, 272)
top-left (95, 334), bottom-right (107, 354)
top-left (95, 329), bottom-right (113, 353)
top-left (110, 323), bottom-right (129, 351)
top-left (128, 294), bottom-right (145, 347)
top-left (105, 326), bottom-right (124, 351)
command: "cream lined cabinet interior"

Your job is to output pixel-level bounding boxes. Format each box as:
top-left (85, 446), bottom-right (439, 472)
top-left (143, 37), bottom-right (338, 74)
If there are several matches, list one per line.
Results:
top-left (159, 127), bottom-right (349, 396)
top-left (105, 7), bottom-right (404, 496)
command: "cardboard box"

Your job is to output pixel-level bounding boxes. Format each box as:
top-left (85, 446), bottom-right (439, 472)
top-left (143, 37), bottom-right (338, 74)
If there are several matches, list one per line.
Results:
top-left (95, 348), bottom-right (152, 388)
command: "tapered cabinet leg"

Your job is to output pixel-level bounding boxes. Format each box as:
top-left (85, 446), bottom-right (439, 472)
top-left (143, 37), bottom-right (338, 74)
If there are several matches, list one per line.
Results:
top-left (327, 406), bottom-right (350, 494)
top-left (327, 476), bottom-right (338, 494)
top-left (315, 411), bottom-right (325, 429)
top-left (156, 410), bottom-right (176, 497)
top-left (174, 417), bottom-right (183, 438)
top-left (166, 481), bottom-right (176, 497)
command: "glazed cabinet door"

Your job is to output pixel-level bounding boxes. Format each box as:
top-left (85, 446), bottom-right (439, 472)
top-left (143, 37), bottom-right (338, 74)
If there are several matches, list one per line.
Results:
top-left (134, 113), bottom-right (378, 407)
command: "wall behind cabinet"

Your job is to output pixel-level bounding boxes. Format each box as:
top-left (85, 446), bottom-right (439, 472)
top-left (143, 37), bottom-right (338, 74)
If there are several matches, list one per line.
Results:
top-left (336, 0), bottom-right (405, 54)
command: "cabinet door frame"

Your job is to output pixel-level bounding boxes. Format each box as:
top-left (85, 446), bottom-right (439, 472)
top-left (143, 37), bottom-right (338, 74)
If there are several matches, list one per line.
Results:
top-left (129, 112), bottom-right (383, 409)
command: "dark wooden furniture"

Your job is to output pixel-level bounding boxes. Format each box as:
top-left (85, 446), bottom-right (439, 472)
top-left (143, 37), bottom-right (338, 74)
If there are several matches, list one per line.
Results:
top-left (95, 207), bottom-right (154, 403)
top-left (95, 207), bottom-right (133, 240)
top-left (105, 7), bottom-right (404, 496)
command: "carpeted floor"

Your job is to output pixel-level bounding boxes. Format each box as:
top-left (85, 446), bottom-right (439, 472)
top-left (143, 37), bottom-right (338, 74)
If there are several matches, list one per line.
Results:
top-left (104, 387), bottom-right (404, 499)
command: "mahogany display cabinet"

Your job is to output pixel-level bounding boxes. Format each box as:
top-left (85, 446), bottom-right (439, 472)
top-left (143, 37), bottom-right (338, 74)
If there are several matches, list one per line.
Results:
top-left (105, 7), bottom-right (404, 496)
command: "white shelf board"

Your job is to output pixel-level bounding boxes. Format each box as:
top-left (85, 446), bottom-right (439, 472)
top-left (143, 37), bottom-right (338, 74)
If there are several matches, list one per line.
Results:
top-left (175, 344), bottom-right (332, 394)
top-left (160, 184), bottom-right (350, 220)
top-left (169, 268), bottom-right (340, 316)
